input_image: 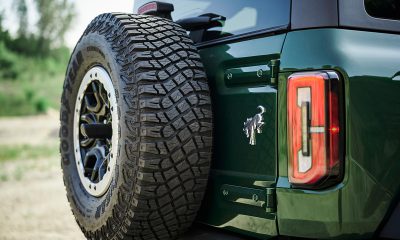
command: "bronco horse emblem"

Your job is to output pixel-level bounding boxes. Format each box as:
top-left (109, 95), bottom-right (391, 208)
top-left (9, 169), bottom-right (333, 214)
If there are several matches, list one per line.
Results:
top-left (243, 106), bottom-right (266, 145)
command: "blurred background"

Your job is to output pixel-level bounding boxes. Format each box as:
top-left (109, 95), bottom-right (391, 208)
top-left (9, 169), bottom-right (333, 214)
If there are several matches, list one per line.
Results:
top-left (0, 0), bottom-right (133, 239)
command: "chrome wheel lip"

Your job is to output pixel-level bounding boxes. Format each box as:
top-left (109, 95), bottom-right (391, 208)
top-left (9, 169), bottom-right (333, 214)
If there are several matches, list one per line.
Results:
top-left (73, 66), bottom-right (118, 197)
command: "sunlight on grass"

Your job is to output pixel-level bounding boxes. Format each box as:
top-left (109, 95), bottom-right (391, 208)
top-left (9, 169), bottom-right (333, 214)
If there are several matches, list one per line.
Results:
top-left (0, 144), bottom-right (60, 182)
top-left (0, 144), bottom-right (59, 163)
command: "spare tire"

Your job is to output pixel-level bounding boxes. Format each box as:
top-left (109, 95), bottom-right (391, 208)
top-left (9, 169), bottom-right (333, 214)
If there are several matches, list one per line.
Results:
top-left (59, 13), bottom-right (213, 240)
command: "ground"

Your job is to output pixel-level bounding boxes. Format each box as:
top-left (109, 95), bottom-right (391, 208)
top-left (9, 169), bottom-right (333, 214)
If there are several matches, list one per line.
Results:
top-left (0, 111), bottom-right (247, 240)
top-left (0, 111), bottom-right (85, 240)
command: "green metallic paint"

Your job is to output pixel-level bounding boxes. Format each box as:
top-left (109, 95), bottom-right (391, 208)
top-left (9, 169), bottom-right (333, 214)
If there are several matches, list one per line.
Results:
top-left (277, 29), bottom-right (400, 239)
top-left (195, 27), bottom-right (400, 239)
top-left (195, 34), bottom-right (287, 238)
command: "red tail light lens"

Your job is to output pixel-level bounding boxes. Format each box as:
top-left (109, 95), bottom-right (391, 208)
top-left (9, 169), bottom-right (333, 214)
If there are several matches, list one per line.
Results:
top-left (287, 71), bottom-right (342, 187)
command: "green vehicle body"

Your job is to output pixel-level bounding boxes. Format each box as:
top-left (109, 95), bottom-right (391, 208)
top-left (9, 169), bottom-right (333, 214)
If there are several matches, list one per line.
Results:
top-left (277, 29), bottom-right (400, 239)
top-left (134, 0), bottom-right (400, 239)
top-left (195, 29), bottom-right (400, 239)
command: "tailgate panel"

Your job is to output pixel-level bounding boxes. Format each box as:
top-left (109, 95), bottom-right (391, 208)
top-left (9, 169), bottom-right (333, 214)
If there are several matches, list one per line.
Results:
top-left (195, 34), bottom-right (286, 239)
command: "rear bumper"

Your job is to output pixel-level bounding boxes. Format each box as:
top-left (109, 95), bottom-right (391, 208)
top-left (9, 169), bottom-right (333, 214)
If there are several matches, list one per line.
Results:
top-left (275, 158), bottom-right (392, 239)
top-left (379, 202), bottom-right (400, 239)
top-left (180, 224), bottom-right (252, 240)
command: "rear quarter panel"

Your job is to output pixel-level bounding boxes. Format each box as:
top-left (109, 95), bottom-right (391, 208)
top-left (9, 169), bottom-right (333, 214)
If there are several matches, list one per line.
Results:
top-left (277, 28), bottom-right (400, 239)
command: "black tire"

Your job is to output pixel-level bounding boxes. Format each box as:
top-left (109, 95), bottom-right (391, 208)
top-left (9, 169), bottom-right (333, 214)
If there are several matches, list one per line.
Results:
top-left (60, 13), bottom-right (213, 240)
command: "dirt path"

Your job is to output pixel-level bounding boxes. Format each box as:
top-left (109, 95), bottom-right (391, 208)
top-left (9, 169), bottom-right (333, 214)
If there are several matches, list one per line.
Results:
top-left (0, 112), bottom-right (85, 240)
top-left (0, 109), bottom-right (60, 147)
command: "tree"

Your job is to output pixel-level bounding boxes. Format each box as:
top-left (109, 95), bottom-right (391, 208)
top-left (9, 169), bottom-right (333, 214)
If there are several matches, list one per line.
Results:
top-left (0, 10), bottom-right (3, 31)
top-left (34, 0), bottom-right (75, 54)
top-left (14, 0), bottom-right (28, 37)
top-left (0, 10), bottom-right (11, 44)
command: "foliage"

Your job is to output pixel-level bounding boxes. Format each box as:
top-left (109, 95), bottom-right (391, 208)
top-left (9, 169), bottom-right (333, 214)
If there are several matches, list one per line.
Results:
top-left (14, 0), bottom-right (28, 37)
top-left (0, 41), bottom-right (19, 79)
top-left (0, 48), bottom-right (68, 116)
top-left (0, 0), bottom-right (74, 116)
top-left (34, 0), bottom-right (76, 55)
top-left (0, 34), bottom-right (69, 116)
top-left (0, 10), bottom-right (3, 31)
top-left (0, 0), bottom-right (75, 56)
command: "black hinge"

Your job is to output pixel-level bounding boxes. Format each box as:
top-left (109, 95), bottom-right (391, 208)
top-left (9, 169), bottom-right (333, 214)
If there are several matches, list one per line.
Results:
top-left (269, 59), bottom-right (280, 84)
top-left (265, 188), bottom-right (276, 213)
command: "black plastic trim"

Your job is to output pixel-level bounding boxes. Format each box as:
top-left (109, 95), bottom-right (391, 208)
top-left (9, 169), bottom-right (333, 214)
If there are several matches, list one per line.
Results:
top-left (195, 24), bottom-right (289, 49)
top-left (290, 0), bottom-right (400, 34)
top-left (379, 201), bottom-right (400, 239)
top-left (137, 1), bottom-right (174, 20)
top-left (179, 223), bottom-right (252, 240)
top-left (291, 0), bottom-right (339, 30)
top-left (339, 0), bottom-right (400, 34)
top-left (176, 14), bottom-right (225, 31)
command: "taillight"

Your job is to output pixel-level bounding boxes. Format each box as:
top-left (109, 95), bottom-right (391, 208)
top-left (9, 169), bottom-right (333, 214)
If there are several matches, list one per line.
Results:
top-left (287, 71), bottom-right (342, 187)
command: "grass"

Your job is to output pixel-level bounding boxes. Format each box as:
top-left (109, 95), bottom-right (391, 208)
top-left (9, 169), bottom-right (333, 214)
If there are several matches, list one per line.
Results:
top-left (0, 173), bottom-right (8, 181)
top-left (0, 144), bottom-right (59, 182)
top-left (0, 144), bottom-right (59, 163)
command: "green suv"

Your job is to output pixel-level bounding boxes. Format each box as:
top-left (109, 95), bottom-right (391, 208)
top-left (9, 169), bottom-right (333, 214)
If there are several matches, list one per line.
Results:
top-left (59, 0), bottom-right (400, 239)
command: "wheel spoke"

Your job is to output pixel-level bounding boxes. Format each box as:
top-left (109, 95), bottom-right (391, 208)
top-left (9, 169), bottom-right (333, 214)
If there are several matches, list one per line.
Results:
top-left (85, 82), bottom-right (102, 113)
top-left (80, 138), bottom-right (93, 148)
top-left (80, 112), bottom-right (96, 123)
top-left (98, 154), bottom-right (109, 181)
top-left (99, 85), bottom-right (109, 109)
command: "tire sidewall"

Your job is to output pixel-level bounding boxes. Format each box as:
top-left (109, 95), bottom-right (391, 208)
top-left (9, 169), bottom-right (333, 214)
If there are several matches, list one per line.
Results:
top-left (61, 32), bottom-right (130, 231)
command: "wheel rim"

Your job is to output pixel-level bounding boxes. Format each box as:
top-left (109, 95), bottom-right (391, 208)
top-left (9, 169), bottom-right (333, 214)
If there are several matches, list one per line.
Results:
top-left (73, 66), bottom-right (118, 197)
